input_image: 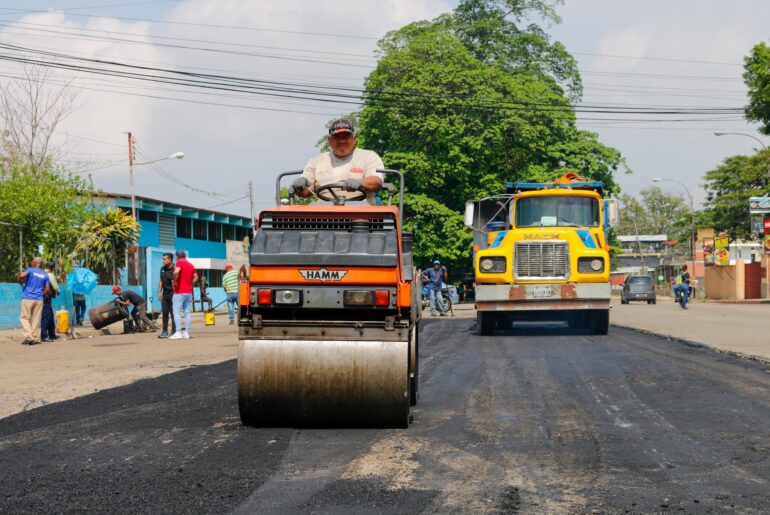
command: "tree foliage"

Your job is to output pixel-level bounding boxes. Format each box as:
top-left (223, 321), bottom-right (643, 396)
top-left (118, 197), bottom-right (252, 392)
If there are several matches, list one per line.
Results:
top-left (403, 193), bottom-right (473, 273)
top-left (701, 150), bottom-right (770, 240)
top-left (74, 208), bottom-right (140, 284)
top-left (0, 161), bottom-right (92, 282)
top-left (616, 187), bottom-right (690, 242)
top-left (349, 0), bottom-right (626, 273)
top-left (744, 42), bottom-right (770, 135)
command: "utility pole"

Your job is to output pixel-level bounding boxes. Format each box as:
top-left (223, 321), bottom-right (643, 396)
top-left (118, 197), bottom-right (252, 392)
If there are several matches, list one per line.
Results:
top-left (127, 131), bottom-right (137, 219)
top-left (248, 180), bottom-right (255, 229)
top-left (126, 131), bottom-right (138, 284)
top-left (632, 215), bottom-right (646, 273)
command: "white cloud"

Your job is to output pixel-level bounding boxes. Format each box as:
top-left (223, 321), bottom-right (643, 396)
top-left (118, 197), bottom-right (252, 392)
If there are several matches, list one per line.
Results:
top-left (0, 1), bottom-right (453, 213)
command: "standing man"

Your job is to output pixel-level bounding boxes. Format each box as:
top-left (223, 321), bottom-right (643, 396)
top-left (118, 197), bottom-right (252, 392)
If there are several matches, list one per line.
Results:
top-left (18, 257), bottom-right (50, 345)
top-left (113, 286), bottom-right (159, 332)
top-left (422, 260), bottom-right (447, 317)
top-left (72, 291), bottom-right (87, 327)
top-left (41, 261), bottom-right (60, 342)
top-left (291, 118), bottom-right (384, 205)
top-left (170, 249), bottom-right (197, 340)
top-left (157, 252), bottom-right (176, 338)
top-left (222, 263), bottom-right (239, 326)
top-left (679, 264), bottom-right (692, 310)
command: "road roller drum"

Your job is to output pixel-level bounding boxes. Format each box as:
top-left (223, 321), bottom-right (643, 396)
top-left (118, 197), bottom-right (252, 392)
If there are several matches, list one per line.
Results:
top-left (238, 339), bottom-right (410, 427)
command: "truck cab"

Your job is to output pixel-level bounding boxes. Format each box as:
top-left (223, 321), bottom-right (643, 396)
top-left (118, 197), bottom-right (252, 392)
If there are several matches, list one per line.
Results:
top-left (466, 173), bottom-right (619, 335)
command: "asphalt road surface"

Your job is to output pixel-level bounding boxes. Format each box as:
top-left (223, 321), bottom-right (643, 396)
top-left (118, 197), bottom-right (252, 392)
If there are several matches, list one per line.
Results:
top-left (2, 319), bottom-right (770, 513)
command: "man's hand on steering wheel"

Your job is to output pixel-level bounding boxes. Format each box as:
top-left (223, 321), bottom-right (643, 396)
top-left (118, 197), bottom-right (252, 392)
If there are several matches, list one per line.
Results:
top-left (315, 181), bottom-right (367, 203)
top-left (344, 178), bottom-right (363, 192)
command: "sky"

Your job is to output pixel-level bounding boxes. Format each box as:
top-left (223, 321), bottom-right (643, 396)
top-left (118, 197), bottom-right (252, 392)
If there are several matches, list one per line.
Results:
top-left (0, 0), bottom-right (768, 217)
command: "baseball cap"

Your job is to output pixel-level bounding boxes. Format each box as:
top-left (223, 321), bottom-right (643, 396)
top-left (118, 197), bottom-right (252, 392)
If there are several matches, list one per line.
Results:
top-left (112, 285), bottom-right (121, 294)
top-left (225, 264), bottom-right (233, 270)
top-left (329, 118), bottom-right (354, 135)
top-left (433, 260), bottom-right (441, 265)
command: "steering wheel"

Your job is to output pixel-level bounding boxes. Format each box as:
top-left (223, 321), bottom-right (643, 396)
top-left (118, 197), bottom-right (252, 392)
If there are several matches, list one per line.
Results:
top-left (315, 181), bottom-right (367, 204)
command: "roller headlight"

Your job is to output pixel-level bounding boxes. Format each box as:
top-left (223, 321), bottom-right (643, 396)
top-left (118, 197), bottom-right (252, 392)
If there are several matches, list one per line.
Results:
top-left (590, 259), bottom-right (603, 271)
top-left (479, 256), bottom-right (506, 273)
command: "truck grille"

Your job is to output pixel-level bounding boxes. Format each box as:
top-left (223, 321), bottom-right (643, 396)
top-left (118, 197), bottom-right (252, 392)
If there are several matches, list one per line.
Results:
top-left (515, 241), bottom-right (569, 279)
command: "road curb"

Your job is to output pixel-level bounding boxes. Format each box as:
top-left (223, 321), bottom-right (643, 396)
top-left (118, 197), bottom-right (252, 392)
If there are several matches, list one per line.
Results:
top-left (610, 323), bottom-right (770, 366)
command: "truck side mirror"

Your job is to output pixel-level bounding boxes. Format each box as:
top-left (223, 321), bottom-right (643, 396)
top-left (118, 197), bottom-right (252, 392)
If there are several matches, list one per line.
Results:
top-left (606, 199), bottom-right (619, 227)
top-left (464, 202), bottom-right (475, 228)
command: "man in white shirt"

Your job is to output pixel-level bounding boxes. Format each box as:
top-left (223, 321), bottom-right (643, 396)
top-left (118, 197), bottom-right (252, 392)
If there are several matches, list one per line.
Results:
top-left (292, 118), bottom-right (384, 204)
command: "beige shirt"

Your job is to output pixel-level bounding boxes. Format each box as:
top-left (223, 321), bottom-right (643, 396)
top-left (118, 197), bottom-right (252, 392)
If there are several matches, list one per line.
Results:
top-left (302, 148), bottom-right (384, 203)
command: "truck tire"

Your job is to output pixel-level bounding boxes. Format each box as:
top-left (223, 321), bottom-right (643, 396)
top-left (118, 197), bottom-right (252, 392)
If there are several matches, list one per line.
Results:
top-left (477, 312), bottom-right (494, 336)
top-left (592, 309), bottom-right (609, 335)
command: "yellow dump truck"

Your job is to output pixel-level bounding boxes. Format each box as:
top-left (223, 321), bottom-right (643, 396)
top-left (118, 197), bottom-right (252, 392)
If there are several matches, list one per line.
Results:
top-left (465, 173), bottom-right (618, 335)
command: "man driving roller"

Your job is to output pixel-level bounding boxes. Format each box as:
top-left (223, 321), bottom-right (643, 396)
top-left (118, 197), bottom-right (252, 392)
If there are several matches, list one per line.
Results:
top-left (292, 118), bottom-right (383, 204)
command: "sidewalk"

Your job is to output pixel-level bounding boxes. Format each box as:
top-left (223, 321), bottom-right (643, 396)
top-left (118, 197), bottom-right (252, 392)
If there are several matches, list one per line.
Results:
top-left (435, 301), bottom-right (770, 362)
top-left (0, 312), bottom-right (237, 419)
top-left (610, 296), bottom-right (770, 361)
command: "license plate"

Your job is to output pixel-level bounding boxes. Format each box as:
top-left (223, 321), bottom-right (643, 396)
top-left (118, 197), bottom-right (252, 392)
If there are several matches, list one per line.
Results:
top-left (531, 286), bottom-right (552, 298)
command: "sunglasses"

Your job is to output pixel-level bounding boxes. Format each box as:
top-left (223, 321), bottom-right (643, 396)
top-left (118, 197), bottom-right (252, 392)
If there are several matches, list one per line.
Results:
top-left (330, 132), bottom-right (354, 140)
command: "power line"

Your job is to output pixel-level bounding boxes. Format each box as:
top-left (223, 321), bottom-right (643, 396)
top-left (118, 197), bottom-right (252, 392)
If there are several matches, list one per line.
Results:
top-left (0, 7), bottom-right (378, 40)
top-left (0, 44), bottom-right (746, 117)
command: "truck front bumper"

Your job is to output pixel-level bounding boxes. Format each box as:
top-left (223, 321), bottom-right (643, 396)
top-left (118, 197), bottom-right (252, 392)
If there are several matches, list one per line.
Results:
top-left (475, 283), bottom-right (611, 312)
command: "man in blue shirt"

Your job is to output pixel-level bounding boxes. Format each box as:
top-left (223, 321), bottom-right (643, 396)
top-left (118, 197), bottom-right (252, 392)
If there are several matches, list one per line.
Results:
top-left (18, 257), bottom-right (51, 345)
top-left (422, 260), bottom-right (447, 316)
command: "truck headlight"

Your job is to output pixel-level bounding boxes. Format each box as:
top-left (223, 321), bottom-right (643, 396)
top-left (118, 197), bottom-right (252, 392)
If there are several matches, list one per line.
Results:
top-left (578, 257), bottom-right (604, 273)
top-left (479, 257), bottom-right (506, 273)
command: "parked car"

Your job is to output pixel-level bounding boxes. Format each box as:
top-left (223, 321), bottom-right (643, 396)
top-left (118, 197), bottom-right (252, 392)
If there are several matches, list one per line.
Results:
top-left (621, 275), bottom-right (656, 304)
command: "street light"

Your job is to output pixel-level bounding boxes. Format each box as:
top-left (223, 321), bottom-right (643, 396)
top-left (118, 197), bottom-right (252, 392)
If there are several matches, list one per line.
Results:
top-left (129, 151), bottom-right (185, 219)
top-left (713, 132), bottom-right (767, 151)
top-left (653, 177), bottom-right (695, 263)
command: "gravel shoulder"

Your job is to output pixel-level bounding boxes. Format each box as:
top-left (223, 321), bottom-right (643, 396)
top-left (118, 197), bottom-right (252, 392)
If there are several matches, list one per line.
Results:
top-left (0, 320), bottom-right (237, 419)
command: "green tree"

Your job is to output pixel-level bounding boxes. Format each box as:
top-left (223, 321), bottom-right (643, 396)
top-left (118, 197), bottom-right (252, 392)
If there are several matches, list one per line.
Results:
top-left (617, 187), bottom-right (691, 254)
top-left (75, 208), bottom-right (140, 284)
top-left (348, 1), bottom-right (626, 272)
top-left (403, 194), bottom-right (473, 274)
top-left (701, 150), bottom-right (770, 240)
top-left (744, 42), bottom-right (770, 135)
top-left (0, 161), bottom-right (91, 282)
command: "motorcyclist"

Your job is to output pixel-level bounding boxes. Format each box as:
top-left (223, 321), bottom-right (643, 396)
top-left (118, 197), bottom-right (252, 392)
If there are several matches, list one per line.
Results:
top-left (291, 118), bottom-right (383, 204)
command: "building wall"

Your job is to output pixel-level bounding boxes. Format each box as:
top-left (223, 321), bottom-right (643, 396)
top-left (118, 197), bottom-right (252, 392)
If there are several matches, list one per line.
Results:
top-left (175, 238), bottom-right (227, 259)
top-left (705, 262), bottom-right (743, 300)
top-left (0, 283), bottom-right (233, 330)
top-left (138, 220), bottom-right (160, 248)
top-left (0, 284), bottom-right (144, 330)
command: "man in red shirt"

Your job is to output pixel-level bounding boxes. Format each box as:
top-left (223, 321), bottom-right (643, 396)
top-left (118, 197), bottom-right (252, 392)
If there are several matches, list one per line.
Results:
top-left (169, 249), bottom-right (198, 339)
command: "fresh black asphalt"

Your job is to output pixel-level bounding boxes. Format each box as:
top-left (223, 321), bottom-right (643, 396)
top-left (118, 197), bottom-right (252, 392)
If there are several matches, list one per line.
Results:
top-left (2, 319), bottom-right (770, 513)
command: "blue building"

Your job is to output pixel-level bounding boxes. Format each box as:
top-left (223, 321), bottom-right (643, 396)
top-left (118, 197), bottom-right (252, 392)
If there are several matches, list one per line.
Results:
top-left (95, 192), bottom-right (253, 309)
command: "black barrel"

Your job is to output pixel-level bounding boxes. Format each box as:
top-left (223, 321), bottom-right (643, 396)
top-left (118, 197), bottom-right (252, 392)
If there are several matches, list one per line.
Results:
top-left (89, 300), bottom-right (128, 330)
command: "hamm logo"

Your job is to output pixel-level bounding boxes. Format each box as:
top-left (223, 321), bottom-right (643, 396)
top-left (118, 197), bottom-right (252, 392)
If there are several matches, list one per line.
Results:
top-left (299, 268), bottom-right (349, 281)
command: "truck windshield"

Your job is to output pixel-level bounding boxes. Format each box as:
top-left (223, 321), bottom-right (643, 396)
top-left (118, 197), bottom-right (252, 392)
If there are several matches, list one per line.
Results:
top-left (515, 196), bottom-right (599, 228)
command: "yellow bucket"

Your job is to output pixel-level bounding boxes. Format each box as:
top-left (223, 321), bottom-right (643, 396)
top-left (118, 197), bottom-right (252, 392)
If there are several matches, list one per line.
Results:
top-left (204, 312), bottom-right (216, 326)
top-left (56, 310), bottom-right (70, 333)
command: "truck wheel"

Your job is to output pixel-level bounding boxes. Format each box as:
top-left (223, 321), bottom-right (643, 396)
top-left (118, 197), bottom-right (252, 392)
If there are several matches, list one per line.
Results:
top-left (477, 312), bottom-right (494, 336)
top-left (592, 309), bottom-right (610, 335)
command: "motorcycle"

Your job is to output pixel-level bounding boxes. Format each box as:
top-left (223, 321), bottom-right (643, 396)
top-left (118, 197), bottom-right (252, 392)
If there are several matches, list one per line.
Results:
top-left (422, 285), bottom-right (453, 314)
